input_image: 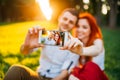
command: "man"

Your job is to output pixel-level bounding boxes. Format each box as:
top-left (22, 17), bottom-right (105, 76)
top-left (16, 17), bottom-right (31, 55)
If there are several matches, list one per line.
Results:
top-left (4, 8), bottom-right (79, 80)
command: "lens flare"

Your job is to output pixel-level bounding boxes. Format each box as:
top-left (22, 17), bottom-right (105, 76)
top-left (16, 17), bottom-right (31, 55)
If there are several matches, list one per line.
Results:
top-left (36, 0), bottom-right (53, 20)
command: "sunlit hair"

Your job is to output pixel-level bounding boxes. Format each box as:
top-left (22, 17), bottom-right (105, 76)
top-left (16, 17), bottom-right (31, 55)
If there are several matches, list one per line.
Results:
top-left (78, 12), bottom-right (103, 46)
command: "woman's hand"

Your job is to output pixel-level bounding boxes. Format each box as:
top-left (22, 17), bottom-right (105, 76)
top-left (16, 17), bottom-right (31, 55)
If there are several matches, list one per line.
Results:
top-left (69, 75), bottom-right (79, 80)
top-left (60, 33), bottom-right (83, 55)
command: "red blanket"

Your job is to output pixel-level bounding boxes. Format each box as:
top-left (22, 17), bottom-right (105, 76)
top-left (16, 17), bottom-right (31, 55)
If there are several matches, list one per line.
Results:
top-left (71, 61), bottom-right (109, 80)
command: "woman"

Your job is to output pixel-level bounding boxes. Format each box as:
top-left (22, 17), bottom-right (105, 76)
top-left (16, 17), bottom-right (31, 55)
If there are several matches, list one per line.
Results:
top-left (54, 32), bottom-right (61, 45)
top-left (61, 12), bottom-right (108, 80)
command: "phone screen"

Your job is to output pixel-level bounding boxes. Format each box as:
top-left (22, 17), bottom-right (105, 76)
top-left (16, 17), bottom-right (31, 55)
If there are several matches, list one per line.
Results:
top-left (38, 30), bottom-right (68, 46)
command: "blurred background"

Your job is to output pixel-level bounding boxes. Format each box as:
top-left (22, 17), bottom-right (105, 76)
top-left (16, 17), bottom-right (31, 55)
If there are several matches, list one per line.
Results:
top-left (0, 0), bottom-right (120, 80)
top-left (0, 0), bottom-right (120, 27)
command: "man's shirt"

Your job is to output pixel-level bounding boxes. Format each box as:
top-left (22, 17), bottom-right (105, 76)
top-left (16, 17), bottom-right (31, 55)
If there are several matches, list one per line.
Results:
top-left (37, 45), bottom-right (79, 78)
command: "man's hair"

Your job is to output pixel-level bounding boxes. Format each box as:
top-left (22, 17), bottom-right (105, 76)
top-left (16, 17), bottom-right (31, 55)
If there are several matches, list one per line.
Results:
top-left (61, 8), bottom-right (79, 24)
top-left (63, 8), bottom-right (79, 17)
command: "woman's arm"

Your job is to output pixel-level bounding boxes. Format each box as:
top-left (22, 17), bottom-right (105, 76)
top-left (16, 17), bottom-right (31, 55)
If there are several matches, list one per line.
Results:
top-left (82, 39), bottom-right (104, 56)
top-left (60, 37), bottom-right (83, 55)
top-left (61, 38), bottom-right (103, 57)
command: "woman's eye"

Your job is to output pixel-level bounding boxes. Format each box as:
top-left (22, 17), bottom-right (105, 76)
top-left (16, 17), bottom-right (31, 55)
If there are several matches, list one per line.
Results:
top-left (69, 21), bottom-right (74, 24)
top-left (83, 25), bottom-right (88, 29)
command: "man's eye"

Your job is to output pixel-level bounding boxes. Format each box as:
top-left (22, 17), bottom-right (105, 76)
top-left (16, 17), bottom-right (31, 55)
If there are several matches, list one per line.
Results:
top-left (63, 18), bottom-right (67, 21)
top-left (69, 21), bottom-right (74, 24)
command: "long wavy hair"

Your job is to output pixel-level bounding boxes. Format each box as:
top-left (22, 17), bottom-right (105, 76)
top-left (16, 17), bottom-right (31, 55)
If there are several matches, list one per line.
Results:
top-left (78, 12), bottom-right (103, 46)
top-left (54, 32), bottom-right (61, 45)
top-left (76, 12), bottom-right (103, 65)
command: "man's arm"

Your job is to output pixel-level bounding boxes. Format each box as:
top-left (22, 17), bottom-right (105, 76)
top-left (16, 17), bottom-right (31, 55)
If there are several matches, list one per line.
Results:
top-left (20, 44), bottom-right (33, 55)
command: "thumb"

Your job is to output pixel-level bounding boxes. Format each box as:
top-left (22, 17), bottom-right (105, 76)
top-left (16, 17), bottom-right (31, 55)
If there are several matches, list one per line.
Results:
top-left (36, 43), bottom-right (44, 47)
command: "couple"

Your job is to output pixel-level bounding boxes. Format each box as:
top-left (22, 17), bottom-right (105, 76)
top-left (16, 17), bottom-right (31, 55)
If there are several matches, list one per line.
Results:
top-left (4, 8), bottom-right (108, 80)
top-left (44, 31), bottom-right (61, 46)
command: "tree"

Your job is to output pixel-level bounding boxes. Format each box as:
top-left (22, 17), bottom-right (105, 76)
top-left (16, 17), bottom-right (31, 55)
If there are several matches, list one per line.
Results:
top-left (91, 0), bottom-right (102, 26)
top-left (107, 0), bottom-right (118, 28)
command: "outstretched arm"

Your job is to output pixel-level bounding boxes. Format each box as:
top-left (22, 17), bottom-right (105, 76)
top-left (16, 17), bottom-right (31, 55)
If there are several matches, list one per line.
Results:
top-left (61, 36), bottom-right (103, 57)
top-left (82, 39), bottom-right (104, 56)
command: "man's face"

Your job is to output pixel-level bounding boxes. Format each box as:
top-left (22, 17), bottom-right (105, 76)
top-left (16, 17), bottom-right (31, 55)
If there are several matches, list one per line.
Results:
top-left (58, 11), bottom-right (77, 32)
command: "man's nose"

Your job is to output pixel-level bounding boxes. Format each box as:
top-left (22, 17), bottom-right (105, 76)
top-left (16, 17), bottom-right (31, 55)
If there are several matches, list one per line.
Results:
top-left (64, 20), bottom-right (69, 24)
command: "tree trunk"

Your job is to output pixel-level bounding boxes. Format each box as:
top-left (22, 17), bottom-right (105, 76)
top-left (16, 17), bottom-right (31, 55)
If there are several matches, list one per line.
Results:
top-left (95, 0), bottom-right (102, 26)
top-left (0, 5), bottom-right (1, 22)
top-left (108, 0), bottom-right (118, 28)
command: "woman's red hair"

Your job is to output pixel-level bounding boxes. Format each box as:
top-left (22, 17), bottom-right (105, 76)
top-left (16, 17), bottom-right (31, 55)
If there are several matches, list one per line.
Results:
top-left (78, 12), bottom-right (103, 46)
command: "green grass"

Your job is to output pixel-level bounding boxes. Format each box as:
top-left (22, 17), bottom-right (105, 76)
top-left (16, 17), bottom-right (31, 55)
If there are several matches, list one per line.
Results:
top-left (0, 21), bottom-right (57, 79)
top-left (0, 22), bottom-right (120, 80)
top-left (102, 28), bottom-right (120, 80)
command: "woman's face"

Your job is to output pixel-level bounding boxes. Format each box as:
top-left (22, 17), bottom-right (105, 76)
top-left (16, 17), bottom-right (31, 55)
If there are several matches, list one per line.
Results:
top-left (54, 34), bottom-right (59, 41)
top-left (76, 19), bottom-right (91, 41)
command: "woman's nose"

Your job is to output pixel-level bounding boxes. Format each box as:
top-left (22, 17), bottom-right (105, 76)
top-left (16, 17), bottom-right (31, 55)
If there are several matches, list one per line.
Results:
top-left (78, 27), bottom-right (83, 31)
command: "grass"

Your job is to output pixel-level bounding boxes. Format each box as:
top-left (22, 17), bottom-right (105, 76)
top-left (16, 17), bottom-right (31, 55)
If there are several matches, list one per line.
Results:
top-left (102, 28), bottom-right (120, 80)
top-left (0, 21), bottom-right (57, 54)
top-left (0, 21), bottom-right (120, 80)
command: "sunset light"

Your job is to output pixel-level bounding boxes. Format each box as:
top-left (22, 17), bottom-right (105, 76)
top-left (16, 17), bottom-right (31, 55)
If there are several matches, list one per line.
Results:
top-left (36, 0), bottom-right (53, 20)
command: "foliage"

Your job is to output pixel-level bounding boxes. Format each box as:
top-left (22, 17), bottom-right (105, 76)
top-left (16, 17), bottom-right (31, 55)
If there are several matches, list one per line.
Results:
top-left (0, 22), bottom-right (120, 80)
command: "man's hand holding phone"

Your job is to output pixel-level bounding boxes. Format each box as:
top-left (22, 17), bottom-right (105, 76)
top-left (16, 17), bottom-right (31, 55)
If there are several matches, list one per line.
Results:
top-left (21, 26), bottom-right (45, 54)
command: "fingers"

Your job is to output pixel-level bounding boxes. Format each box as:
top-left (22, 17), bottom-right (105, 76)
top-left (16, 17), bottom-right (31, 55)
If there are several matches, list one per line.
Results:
top-left (60, 38), bottom-right (83, 50)
top-left (68, 33), bottom-right (73, 39)
top-left (29, 28), bottom-right (33, 34)
top-left (37, 43), bottom-right (44, 47)
top-left (73, 39), bottom-right (83, 48)
top-left (66, 39), bottom-right (76, 49)
top-left (28, 26), bottom-right (44, 35)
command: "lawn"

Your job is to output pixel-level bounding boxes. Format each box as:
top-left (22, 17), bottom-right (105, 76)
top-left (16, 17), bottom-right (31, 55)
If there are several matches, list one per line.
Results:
top-left (0, 21), bottom-right (120, 80)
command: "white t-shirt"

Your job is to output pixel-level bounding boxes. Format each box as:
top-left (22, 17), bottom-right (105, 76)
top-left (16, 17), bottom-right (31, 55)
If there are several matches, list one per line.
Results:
top-left (37, 45), bottom-right (79, 78)
top-left (92, 48), bottom-right (105, 70)
top-left (82, 39), bottom-right (105, 70)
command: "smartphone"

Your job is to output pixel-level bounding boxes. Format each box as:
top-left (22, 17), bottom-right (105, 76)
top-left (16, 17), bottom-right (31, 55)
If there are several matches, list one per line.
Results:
top-left (38, 30), bottom-right (69, 46)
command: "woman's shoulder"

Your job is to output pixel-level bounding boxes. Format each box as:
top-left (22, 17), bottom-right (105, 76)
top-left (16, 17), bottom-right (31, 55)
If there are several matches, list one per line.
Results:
top-left (93, 38), bottom-right (103, 44)
top-left (93, 38), bottom-right (104, 51)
